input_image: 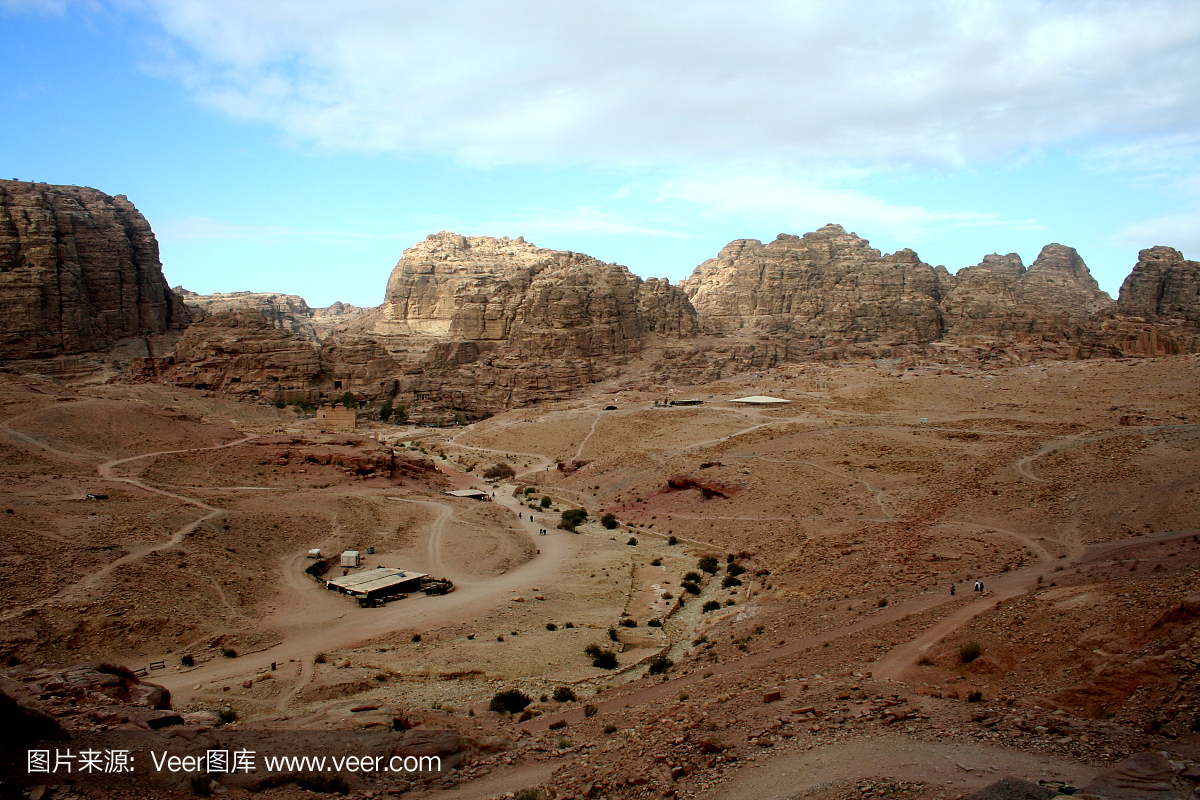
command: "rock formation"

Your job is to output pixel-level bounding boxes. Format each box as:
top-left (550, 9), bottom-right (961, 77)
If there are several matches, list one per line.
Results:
top-left (680, 225), bottom-right (944, 343)
top-left (0, 180), bottom-right (189, 359)
top-left (940, 244), bottom-right (1114, 341)
top-left (376, 231), bottom-right (696, 350)
top-left (1116, 246), bottom-right (1200, 323)
top-left (176, 287), bottom-right (369, 342)
top-left (360, 231), bottom-right (697, 410)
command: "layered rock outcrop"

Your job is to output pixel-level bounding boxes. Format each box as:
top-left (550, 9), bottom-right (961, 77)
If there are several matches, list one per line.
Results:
top-left (176, 288), bottom-right (369, 342)
top-left (361, 232), bottom-right (697, 410)
top-left (940, 244), bottom-right (1113, 341)
top-left (1116, 246), bottom-right (1200, 323)
top-left (0, 180), bottom-right (189, 358)
top-left (680, 225), bottom-right (944, 343)
top-left (377, 231), bottom-right (696, 351)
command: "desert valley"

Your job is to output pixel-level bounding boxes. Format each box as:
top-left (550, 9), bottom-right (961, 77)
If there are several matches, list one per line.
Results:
top-left (1, 179), bottom-right (1199, 800)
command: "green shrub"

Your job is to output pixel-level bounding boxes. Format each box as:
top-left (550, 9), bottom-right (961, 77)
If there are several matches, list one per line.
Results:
top-left (726, 563), bottom-right (746, 576)
top-left (180, 654), bottom-right (195, 667)
top-left (221, 648), bottom-right (237, 659)
top-left (959, 641), bottom-right (983, 663)
top-left (627, 537), bottom-right (638, 546)
top-left (723, 575), bottom-right (742, 588)
top-left (619, 618), bottom-right (637, 628)
top-left (560, 508), bottom-right (588, 531)
top-left (608, 626), bottom-right (619, 641)
top-left (583, 704), bottom-right (598, 718)
top-left (546, 622), bottom-right (558, 631)
top-left (698, 556), bottom-right (719, 574)
top-left (218, 707), bottom-right (236, 724)
top-left (682, 581), bottom-right (700, 595)
top-left (603, 723), bottom-right (617, 734)
top-left (702, 600), bottom-right (720, 613)
top-left (967, 690), bottom-right (983, 702)
top-left (601, 513), bottom-right (618, 529)
top-left (553, 686), bottom-right (576, 702)
top-left (584, 644), bottom-right (602, 658)
top-left (489, 689), bottom-right (532, 714)
top-left (651, 558), bottom-right (662, 566)
top-left (668, 536), bottom-right (678, 545)
top-left (647, 618), bottom-right (662, 627)
top-left (592, 650), bottom-right (618, 669)
top-left (647, 656), bottom-right (673, 675)
top-left (684, 571), bottom-right (702, 583)
top-left (541, 496), bottom-right (552, 509)
top-left (877, 597), bottom-right (889, 608)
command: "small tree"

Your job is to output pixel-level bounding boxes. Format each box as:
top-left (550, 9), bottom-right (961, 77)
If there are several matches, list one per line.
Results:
top-left (339, 391), bottom-right (357, 409)
top-left (601, 513), bottom-right (618, 529)
top-left (395, 403), bottom-right (408, 424)
top-left (698, 556), bottom-right (720, 574)
top-left (541, 496), bottom-right (552, 509)
top-left (380, 399), bottom-right (393, 421)
top-left (560, 508), bottom-right (588, 531)
top-left (702, 600), bottom-right (721, 613)
top-left (454, 412), bottom-right (466, 425)
top-left (647, 656), bottom-right (673, 675)
top-left (489, 689), bottom-right (532, 714)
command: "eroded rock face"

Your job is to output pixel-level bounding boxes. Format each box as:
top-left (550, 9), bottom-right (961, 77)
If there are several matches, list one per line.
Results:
top-left (177, 287), bottom-right (370, 342)
top-left (1117, 246), bottom-right (1200, 323)
top-left (941, 244), bottom-right (1114, 341)
top-left (0, 180), bottom-right (189, 358)
top-left (680, 225), bottom-right (945, 343)
top-left (378, 231), bottom-right (697, 352)
top-left (362, 232), bottom-right (697, 410)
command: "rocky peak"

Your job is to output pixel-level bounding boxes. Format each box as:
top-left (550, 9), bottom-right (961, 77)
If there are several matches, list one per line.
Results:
top-left (0, 180), bottom-right (189, 358)
top-left (377, 232), bottom-right (697, 355)
top-left (939, 244), bottom-right (1111, 341)
top-left (1117, 246), bottom-right (1200, 322)
top-left (680, 224), bottom-right (944, 342)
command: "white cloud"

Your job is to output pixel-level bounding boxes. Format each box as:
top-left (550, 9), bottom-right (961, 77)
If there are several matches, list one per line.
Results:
top-left (655, 169), bottom-right (1040, 241)
top-left (136, 0), bottom-right (1200, 169)
top-left (1113, 210), bottom-right (1200, 257)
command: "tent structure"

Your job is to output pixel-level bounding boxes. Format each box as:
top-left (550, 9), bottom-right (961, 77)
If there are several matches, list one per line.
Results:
top-left (728, 395), bottom-right (791, 405)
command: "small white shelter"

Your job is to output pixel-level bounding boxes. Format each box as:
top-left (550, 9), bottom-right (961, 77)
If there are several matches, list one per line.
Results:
top-left (340, 550), bottom-right (361, 568)
top-left (307, 548), bottom-right (322, 559)
top-left (729, 395), bottom-right (791, 405)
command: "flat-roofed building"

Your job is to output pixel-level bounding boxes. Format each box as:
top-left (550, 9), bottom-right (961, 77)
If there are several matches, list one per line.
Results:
top-left (326, 568), bottom-right (428, 601)
top-left (729, 395), bottom-right (791, 405)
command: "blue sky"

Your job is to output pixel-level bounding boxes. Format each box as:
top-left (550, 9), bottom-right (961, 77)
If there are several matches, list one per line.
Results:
top-left (2, 1), bottom-right (1198, 307)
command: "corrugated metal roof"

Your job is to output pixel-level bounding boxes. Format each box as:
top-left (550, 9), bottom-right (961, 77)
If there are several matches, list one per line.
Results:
top-left (327, 568), bottom-right (427, 595)
top-left (445, 488), bottom-right (488, 497)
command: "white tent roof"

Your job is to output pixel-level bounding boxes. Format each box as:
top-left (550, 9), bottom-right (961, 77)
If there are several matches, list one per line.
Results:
top-left (729, 395), bottom-right (791, 404)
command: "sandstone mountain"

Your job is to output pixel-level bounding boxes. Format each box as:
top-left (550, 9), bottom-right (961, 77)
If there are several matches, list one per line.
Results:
top-left (1116, 246), bottom-right (1200, 323)
top-left (939, 243), bottom-right (1113, 341)
top-left (6, 180), bottom-right (1200, 416)
top-left (374, 231), bottom-right (697, 350)
top-left (175, 287), bottom-right (370, 342)
top-left (0, 180), bottom-right (188, 359)
top-left (680, 224), bottom-right (944, 343)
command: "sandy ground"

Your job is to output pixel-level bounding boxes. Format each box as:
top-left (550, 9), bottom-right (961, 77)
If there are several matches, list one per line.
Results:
top-left (2, 354), bottom-right (1200, 799)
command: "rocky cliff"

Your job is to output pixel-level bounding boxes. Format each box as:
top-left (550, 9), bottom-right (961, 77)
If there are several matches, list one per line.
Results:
top-left (0, 180), bottom-right (189, 359)
top-left (680, 224), bottom-right (944, 343)
top-left (1116, 246), bottom-right (1200, 323)
top-left (175, 288), bottom-right (370, 342)
top-left (940, 244), bottom-right (1114, 341)
top-left (377, 231), bottom-right (697, 351)
top-left (357, 232), bottom-right (698, 410)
